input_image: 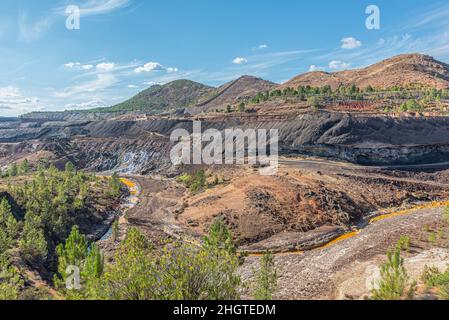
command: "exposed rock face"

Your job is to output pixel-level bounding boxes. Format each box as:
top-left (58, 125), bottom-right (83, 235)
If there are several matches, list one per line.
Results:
top-left (281, 54), bottom-right (449, 90)
top-left (4, 111), bottom-right (449, 172)
top-left (196, 75), bottom-right (276, 111)
top-left (240, 226), bottom-right (345, 254)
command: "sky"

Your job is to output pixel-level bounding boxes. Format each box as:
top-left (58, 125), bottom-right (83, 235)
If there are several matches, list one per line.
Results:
top-left (2, 0), bottom-right (449, 116)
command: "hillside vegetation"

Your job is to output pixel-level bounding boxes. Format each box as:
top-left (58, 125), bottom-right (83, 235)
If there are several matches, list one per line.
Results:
top-left (0, 163), bottom-right (123, 299)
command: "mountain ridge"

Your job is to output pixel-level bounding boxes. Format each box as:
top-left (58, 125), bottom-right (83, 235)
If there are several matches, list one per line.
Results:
top-left (280, 53), bottom-right (449, 90)
top-left (22, 53), bottom-right (449, 118)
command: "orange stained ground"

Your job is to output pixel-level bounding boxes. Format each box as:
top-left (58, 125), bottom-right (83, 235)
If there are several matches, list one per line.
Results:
top-left (369, 201), bottom-right (449, 224)
top-left (249, 200), bottom-right (449, 257)
top-left (120, 178), bottom-right (138, 195)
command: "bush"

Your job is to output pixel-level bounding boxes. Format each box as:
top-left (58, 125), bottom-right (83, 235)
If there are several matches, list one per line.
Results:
top-left (253, 252), bottom-right (278, 300)
top-left (8, 163), bottom-right (18, 177)
top-left (55, 226), bottom-right (104, 299)
top-left (204, 218), bottom-right (235, 254)
top-left (444, 205), bottom-right (449, 224)
top-left (19, 213), bottom-right (48, 265)
top-left (177, 170), bottom-right (207, 194)
top-left (307, 96), bottom-right (322, 109)
top-left (396, 236), bottom-right (411, 252)
top-left (370, 247), bottom-right (416, 300)
top-left (421, 265), bottom-right (449, 288)
top-left (19, 159), bottom-right (30, 175)
top-left (89, 222), bottom-right (242, 300)
top-left (112, 221), bottom-right (119, 242)
top-left (109, 172), bottom-right (122, 197)
top-left (0, 256), bottom-right (23, 300)
top-left (399, 99), bottom-right (423, 113)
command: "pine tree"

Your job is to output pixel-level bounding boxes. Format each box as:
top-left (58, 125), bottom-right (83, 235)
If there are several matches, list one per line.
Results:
top-left (84, 244), bottom-right (104, 279)
top-left (371, 247), bottom-right (416, 300)
top-left (56, 226), bottom-right (89, 277)
top-left (8, 163), bottom-right (18, 177)
top-left (18, 159), bottom-right (30, 175)
top-left (0, 256), bottom-right (23, 300)
top-left (20, 213), bottom-right (48, 265)
top-left (203, 218), bottom-right (235, 254)
top-left (253, 252), bottom-right (278, 300)
top-left (109, 172), bottom-right (122, 197)
top-left (112, 221), bottom-right (119, 242)
top-left (444, 205), bottom-right (449, 224)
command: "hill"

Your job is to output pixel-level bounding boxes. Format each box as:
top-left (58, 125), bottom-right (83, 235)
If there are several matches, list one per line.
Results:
top-left (281, 54), bottom-right (449, 90)
top-left (96, 79), bottom-right (214, 113)
top-left (197, 75), bottom-right (276, 110)
top-left (87, 76), bottom-right (276, 114)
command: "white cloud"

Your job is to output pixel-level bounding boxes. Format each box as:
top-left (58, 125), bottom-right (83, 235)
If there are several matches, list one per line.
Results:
top-left (0, 86), bottom-right (20, 98)
top-left (166, 67), bottom-right (179, 73)
top-left (329, 60), bottom-right (351, 70)
top-left (253, 44), bottom-right (269, 50)
top-left (143, 81), bottom-right (161, 86)
top-left (232, 57), bottom-right (248, 65)
top-left (55, 0), bottom-right (131, 17)
top-left (0, 86), bottom-right (43, 115)
top-left (96, 62), bottom-right (116, 71)
top-left (64, 62), bottom-right (94, 70)
top-left (309, 65), bottom-right (326, 72)
top-left (18, 13), bottom-right (53, 42)
top-left (135, 62), bottom-right (163, 73)
top-left (64, 99), bottom-right (107, 110)
top-left (64, 62), bottom-right (78, 68)
top-left (127, 84), bottom-right (138, 88)
top-left (55, 74), bottom-right (118, 98)
top-left (341, 37), bottom-right (362, 50)
top-left (134, 62), bottom-right (178, 74)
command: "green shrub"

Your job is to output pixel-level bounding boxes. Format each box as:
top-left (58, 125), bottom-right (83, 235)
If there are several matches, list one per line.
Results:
top-left (178, 170), bottom-right (207, 194)
top-left (421, 265), bottom-right (449, 288)
top-left (370, 247), bottom-right (416, 300)
top-left (109, 172), bottom-right (122, 197)
top-left (307, 96), bottom-right (322, 109)
top-left (428, 232), bottom-right (437, 243)
top-left (54, 226), bottom-right (104, 299)
top-left (0, 256), bottom-right (23, 300)
top-left (397, 236), bottom-right (411, 252)
top-left (444, 205), bottom-right (449, 224)
top-left (91, 224), bottom-right (242, 300)
top-left (253, 252), bottom-right (278, 300)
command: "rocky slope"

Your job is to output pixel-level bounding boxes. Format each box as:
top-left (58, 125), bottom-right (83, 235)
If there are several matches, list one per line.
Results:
top-left (6, 54), bottom-right (449, 172)
top-left (6, 112), bottom-right (449, 172)
top-left (281, 54), bottom-right (449, 90)
top-left (74, 76), bottom-right (275, 115)
top-left (196, 75), bottom-right (276, 110)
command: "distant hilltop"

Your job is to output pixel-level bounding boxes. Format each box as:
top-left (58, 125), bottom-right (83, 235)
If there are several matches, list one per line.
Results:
top-left (23, 53), bottom-right (449, 117)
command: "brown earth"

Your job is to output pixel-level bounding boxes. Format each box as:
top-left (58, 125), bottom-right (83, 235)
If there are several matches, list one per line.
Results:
top-left (281, 54), bottom-right (449, 90)
top-left (176, 162), bottom-right (449, 249)
top-left (92, 162), bottom-right (449, 300)
top-left (240, 205), bottom-right (449, 300)
top-left (196, 75), bottom-right (276, 111)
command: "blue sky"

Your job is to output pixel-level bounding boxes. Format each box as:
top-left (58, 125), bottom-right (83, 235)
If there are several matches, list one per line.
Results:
top-left (1, 0), bottom-right (449, 116)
